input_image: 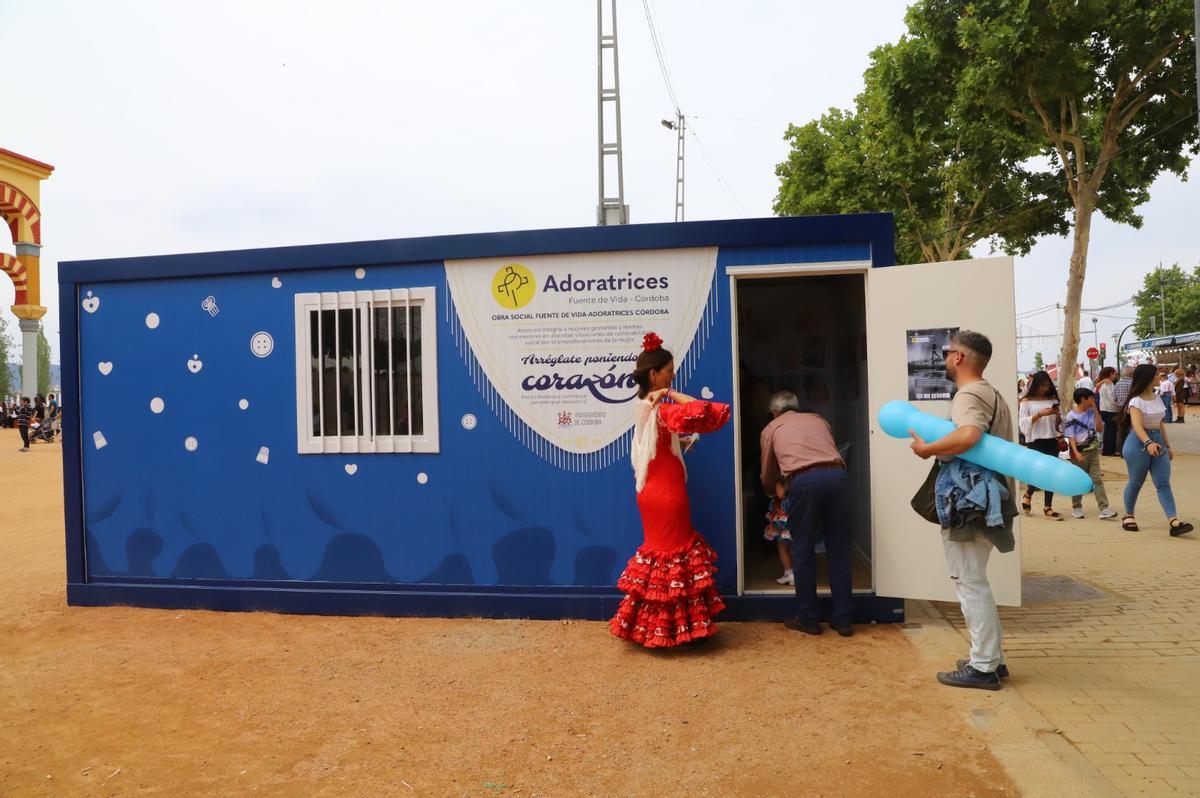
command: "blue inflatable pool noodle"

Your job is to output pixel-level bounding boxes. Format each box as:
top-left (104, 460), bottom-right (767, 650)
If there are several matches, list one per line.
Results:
top-left (878, 400), bottom-right (1093, 497)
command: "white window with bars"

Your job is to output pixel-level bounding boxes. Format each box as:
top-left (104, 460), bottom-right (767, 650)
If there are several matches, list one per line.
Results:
top-left (293, 288), bottom-right (439, 454)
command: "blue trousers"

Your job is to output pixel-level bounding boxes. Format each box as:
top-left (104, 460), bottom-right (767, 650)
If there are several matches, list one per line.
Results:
top-left (1162, 393), bottom-right (1174, 423)
top-left (785, 467), bottom-right (854, 626)
top-left (1122, 428), bottom-right (1177, 519)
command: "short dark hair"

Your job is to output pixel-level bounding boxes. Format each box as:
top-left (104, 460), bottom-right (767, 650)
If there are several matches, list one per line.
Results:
top-left (1073, 387), bottom-right (1094, 404)
top-left (950, 329), bottom-right (992, 367)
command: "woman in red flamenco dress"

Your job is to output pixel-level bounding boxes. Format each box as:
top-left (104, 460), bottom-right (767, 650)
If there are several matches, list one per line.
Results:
top-left (610, 332), bottom-right (731, 648)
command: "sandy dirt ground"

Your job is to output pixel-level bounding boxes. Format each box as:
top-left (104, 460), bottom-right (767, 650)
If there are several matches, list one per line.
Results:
top-left (0, 429), bottom-right (1017, 797)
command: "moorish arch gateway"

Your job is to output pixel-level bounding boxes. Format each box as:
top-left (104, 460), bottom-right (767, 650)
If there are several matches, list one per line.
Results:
top-left (0, 147), bottom-right (54, 396)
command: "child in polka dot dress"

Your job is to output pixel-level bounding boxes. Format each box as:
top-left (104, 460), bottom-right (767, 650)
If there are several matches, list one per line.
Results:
top-left (763, 481), bottom-right (793, 585)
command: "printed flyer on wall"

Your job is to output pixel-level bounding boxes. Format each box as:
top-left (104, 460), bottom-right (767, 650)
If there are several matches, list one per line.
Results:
top-left (446, 248), bottom-right (717, 455)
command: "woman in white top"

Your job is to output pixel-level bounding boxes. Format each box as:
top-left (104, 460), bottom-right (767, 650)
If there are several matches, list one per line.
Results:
top-left (1157, 373), bottom-right (1175, 423)
top-left (1119, 364), bottom-right (1192, 536)
top-left (1095, 366), bottom-right (1119, 455)
top-left (1018, 371), bottom-right (1065, 520)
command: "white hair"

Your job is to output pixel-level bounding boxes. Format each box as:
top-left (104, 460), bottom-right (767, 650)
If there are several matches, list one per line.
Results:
top-left (768, 391), bottom-right (800, 416)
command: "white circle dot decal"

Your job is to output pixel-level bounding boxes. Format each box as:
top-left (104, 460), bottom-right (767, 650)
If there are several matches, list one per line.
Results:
top-left (461, 413), bottom-right (477, 430)
top-left (145, 312), bottom-right (160, 329)
top-left (354, 267), bottom-right (366, 280)
top-left (150, 397), bottom-right (165, 414)
top-left (238, 399), bottom-right (249, 410)
top-left (184, 436), bottom-right (199, 452)
top-left (416, 472), bottom-right (429, 485)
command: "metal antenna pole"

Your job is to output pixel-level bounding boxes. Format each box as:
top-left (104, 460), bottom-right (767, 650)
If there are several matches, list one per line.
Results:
top-left (674, 113), bottom-right (685, 221)
top-left (596, 0), bottom-right (629, 225)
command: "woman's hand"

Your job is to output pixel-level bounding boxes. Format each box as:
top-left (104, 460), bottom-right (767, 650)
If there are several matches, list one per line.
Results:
top-left (1146, 441), bottom-right (1163, 457)
top-left (1167, 446), bottom-right (1174, 462)
top-left (647, 388), bottom-right (670, 404)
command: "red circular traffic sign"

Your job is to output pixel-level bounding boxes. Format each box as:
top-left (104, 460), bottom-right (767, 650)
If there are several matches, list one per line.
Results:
top-left (1086, 347), bottom-right (1099, 360)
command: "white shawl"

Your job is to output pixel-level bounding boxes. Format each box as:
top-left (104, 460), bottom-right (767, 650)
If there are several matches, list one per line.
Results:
top-left (631, 398), bottom-right (685, 493)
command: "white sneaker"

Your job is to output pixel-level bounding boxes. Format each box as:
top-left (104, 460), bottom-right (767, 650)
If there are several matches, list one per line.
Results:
top-left (1072, 508), bottom-right (1085, 519)
top-left (1098, 508), bottom-right (1118, 520)
top-left (775, 570), bottom-right (794, 585)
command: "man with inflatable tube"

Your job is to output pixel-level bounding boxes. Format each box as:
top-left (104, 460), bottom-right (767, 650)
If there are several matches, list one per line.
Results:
top-left (900, 330), bottom-right (1021, 691)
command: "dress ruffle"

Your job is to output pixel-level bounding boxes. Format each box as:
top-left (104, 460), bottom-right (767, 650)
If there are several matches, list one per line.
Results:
top-left (657, 399), bottom-right (731, 436)
top-left (610, 535), bottom-right (726, 648)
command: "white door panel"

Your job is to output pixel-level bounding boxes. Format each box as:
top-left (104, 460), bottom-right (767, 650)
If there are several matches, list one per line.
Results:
top-left (867, 257), bottom-right (1022, 605)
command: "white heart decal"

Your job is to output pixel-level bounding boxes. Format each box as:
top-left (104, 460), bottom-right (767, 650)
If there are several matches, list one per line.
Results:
top-left (344, 464), bottom-right (358, 475)
top-left (97, 361), bottom-right (113, 376)
top-left (700, 386), bottom-right (714, 399)
top-left (271, 276), bottom-right (282, 288)
top-left (81, 291), bottom-right (100, 314)
top-left (187, 355), bottom-right (203, 373)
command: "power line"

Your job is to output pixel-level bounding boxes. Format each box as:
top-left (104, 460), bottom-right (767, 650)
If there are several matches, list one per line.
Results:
top-left (688, 123), bottom-right (749, 213)
top-left (642, 0), bottom-right (680, 113)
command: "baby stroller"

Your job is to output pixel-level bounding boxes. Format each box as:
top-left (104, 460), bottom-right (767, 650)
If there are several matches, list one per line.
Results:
top-left (29, 417), bottom-right (57, 445)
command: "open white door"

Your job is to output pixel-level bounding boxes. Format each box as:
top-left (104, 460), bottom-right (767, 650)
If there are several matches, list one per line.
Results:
top-left (866, 257), bottom-right (1022, 605)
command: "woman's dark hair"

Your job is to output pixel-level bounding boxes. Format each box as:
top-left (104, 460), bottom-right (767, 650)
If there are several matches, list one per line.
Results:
top-left (632, 346), bottom-right (673, 399)
top-left (1117, 363), bottom-right (1161, 428)
top-left (1025, 370), bottom-right (1058, 402)
top-left (1097, 366), bottom-right (1117, 383)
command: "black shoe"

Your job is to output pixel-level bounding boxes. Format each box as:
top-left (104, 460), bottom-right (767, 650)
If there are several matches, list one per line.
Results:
top-left (936, 664), bottom-right (1001, 691)
top-left (783, 617), bottom-right (821, 635)
top-left (1170, 521), bottom-right (1194, 537)
top-left (829, 623), bottom-right (854, 637)
top-left (956, 659), bottom-right (1009, 679)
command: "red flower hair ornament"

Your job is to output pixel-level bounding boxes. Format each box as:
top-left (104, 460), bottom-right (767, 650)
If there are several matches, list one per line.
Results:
top-left (642, 332), bottom-right (664, 352)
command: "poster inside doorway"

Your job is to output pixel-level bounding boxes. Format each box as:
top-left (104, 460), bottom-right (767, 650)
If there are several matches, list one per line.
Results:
top-left (906, 327), bottom-right (959, 400)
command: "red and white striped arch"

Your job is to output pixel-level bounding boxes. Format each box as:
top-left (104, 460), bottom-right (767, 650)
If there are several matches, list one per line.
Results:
top-left (0, 252), bottom-right (28, 305)
top-left (0, 181), bottom-right (42, 246)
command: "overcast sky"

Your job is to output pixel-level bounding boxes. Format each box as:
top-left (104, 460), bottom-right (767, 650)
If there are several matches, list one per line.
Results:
top-left (2, 0), bottom-right (1196, 370)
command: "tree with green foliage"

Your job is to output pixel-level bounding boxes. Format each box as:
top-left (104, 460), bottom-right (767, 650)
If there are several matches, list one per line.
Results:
top-left (36, 324), bottom-right (51, 396)
top-left (1132, 263), bottom-right (1200, 338)
top-left (0, 315), bottom-right (12, 399)
top-left (775, 26), bottom-right (1063, 264)
top-left (1033, 351), bottom-right (1045, 372)
top-left (945, 0), bottom-right (1198, 398)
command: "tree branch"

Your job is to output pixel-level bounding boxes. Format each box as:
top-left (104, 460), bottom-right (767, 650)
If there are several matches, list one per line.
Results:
top-left (1116, 35), bottom-right (1188, 107)
top-left (1028, 84), bottom-right (1077, 197)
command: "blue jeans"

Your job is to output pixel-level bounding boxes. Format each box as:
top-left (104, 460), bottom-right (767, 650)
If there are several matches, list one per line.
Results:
top-left (1161, 394), bottom-right (1174, 423)
top-left (785, 467), bottom-right (853, 626)
top-left (1122, 428), bottom-right (1176, 519)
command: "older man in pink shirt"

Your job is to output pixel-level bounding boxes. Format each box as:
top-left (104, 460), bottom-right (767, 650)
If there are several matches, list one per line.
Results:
top-left (760, 391), bottom-right (853, 636)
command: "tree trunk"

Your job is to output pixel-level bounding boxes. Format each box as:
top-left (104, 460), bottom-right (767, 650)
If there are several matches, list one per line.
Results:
top-left (1057, 194), bottom-right (1095, 400)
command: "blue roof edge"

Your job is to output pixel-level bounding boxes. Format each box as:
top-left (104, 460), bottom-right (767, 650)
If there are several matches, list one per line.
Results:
top-left (58, 213), bottom-right (895, 284)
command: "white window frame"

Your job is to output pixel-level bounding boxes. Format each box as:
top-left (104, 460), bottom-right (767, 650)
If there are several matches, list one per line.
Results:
top-left (293, 287), bottom-right (439, 454)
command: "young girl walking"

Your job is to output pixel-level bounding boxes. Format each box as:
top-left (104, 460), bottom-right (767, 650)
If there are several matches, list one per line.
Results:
top-left (1120, 364), bottom-right (1193, 537)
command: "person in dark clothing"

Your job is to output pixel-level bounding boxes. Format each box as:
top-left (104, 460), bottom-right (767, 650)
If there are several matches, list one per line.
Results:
top-left (760, 391), bottom-right (854, 637)
top-left (15, 397), bottom-right (33, 452)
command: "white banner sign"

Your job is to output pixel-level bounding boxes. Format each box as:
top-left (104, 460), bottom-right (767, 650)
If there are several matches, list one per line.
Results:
top-left (446, 247), bottom-right (717, 456)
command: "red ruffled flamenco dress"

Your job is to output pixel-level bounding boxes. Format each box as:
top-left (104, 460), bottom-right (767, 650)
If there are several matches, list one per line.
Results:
top-left (610, 397), bottom-right (731, 648)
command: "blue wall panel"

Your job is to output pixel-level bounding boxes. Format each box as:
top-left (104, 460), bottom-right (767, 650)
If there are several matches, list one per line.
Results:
top-left (63, 214), bottom-right (895, 619)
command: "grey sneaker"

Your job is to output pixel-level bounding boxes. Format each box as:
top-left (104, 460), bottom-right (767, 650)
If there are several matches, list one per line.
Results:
top-left (1072, 508), bottom-right (1085, 519)
top-left (1098, 508), bottom-right (1118, 520)
top-left (957, 659), bottom-right (1009, 679)
top-left (937, 663), bottom-right (1001, 691)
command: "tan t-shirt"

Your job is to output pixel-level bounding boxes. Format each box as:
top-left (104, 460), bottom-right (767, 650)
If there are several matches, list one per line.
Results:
top-left (947, 378), bottom-right (1016, 552)
top-left (951, 379), bottom-right (1012, 442)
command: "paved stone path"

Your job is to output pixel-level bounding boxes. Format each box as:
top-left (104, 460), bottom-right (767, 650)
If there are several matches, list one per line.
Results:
top-left (931, 450), bottom-right (1200, 796)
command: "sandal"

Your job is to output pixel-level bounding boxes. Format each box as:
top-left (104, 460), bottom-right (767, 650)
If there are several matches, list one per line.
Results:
top-left (1169, 519), bottom-right (1194, 537)
top-left (1122, 516), bottom-right (1139, 532)
top-left (1021, 496), bottom-right (1032, 515)
top-left (1043, 507), bottom-right (1064, 521)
